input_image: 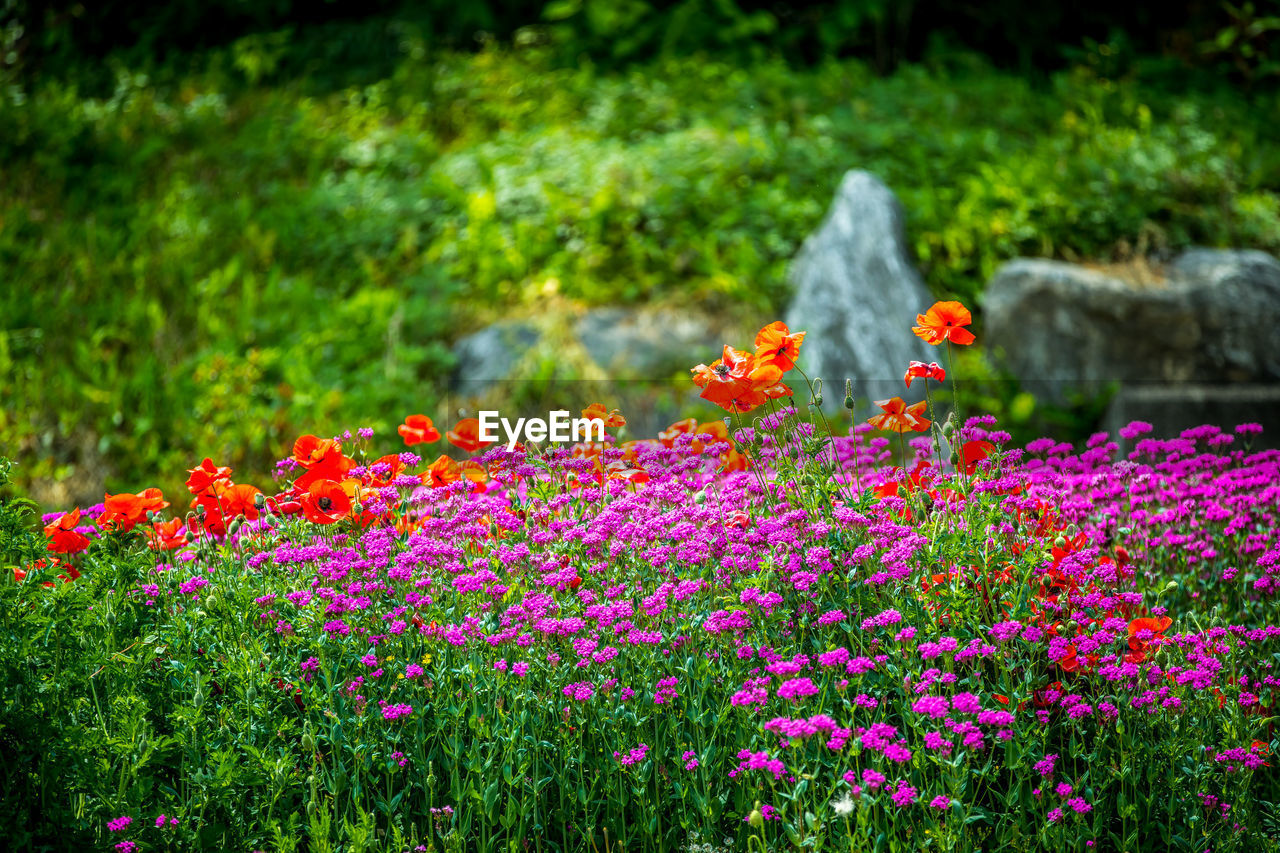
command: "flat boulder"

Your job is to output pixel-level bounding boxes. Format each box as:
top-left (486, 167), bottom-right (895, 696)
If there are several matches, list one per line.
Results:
top-left (984, 249), bottom-right (1280, 404)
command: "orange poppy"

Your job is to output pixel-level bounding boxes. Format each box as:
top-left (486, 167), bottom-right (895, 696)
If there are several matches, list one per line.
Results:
top-left (398, 414), bottom-right (441, 446)
top-left (422, 454), bottom-right (461, 488)
top-left (912, 301), bottom-right (976, 346)
top-left (99, 488), bottom-right (169, 532)
top-left (691, 346), bottom-right (784, 413)
top-left (186, 458), bottom-right (233, 495)
top-left (460, 460), bottom-right (490, 492)
top-left (45, 508), bottom-right (90, 554)
top-left (753, 321), bottom-right (806, 372)
top-left (659, 418), bottom-right (698, 448)
top-left (903, 361), bottom-right (946, 388)
top-left (301, 479), bottom-right (351, 525)
top-left (582, 403), bottom-right (626, 429)
top-left (447, 418), bottom-right (494, 454)
top-left (867, 398), bottom-right (929, 433)
top-left (720, 447), bottom-right (752, 472)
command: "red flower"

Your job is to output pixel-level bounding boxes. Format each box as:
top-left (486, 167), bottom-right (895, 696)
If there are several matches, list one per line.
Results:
top-left (147, 518), bottom-right (190, 551)
top-left (291, 435), bottom-right (354, 490)
top-left (186, 458), bottom-right (233, 495)
top-left (753, 321), bottom-right (806, 372)
top-left (398, 414), bottom-right (441, 446)
top-left (867, 398), bottom-right (929, 433)
top-left (422, 454), bottom-right (461, 488)
top-left (218, 483), bottom-right (263, 520)
top-left (45, 508), bottom-right (90, 554)
top-left (904, 361), bottom-right (946, 388)
top-left (301, 479), bottom-right (352, 525)
top-left (912, 301), bottom-right (976, 346)
top-left (960, 440), bottom-right (996, 475)
top-left (99, 488), bottom-right (169, 532)
top-left (447, 418), bottom-right (494, 454)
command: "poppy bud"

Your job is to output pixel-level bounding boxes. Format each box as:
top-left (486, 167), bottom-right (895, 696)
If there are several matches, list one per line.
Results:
top-left (303, 729), bottom-right (316, 753)
top-left (1164, 580), bottom-right (1178, 592)
top-left (1054, 536), bottom-right (1067, 549)
top-left (748, 802), bottom-right (764, 829)
top-left (693, 490), bottom-right (706, 505)
top-left (195, 503), bottom-right (206, 517)
top-left (352, 502), bottom-right (363, 515)
top-left (843, 379), bottom-right (854, 411)
top-left (812, 393), bottom-right (823, 406)
top-left (227, 517), bottom-right (243, 537)
top-left (254, 492), bottom-right (266, 510)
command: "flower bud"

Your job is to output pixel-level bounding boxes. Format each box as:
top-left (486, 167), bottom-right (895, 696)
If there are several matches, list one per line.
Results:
top-left (748, 802), bottom-right (764, 829)
top-left (843, 379), bottom-right (854, 411)
top-left (226, 517), bottom-right (243, 537)
top-left (1164, 581), bottom-right (1178, 592)
top-left (254, 492), bottom-right (266, 510)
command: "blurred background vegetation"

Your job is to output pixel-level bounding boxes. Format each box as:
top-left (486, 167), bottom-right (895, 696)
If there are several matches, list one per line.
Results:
top-left (2, 0), bottom-right (1279, 505)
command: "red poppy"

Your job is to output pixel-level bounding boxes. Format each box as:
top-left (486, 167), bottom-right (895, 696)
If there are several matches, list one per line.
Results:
top-left (447, 418), bottom-right (494, 454)
top-left (292, 438), bottom-right (355, 490)
top-left (867, 398), bottom-right (929, 433)
top-left (218, 483), bottom-right (263, 520)
top-left (912, 301), bottom-right (976, 346)
top-left (398, 414), bottom-right (441, 446)
top-left (186, 458), bottom-right (233, 495)
top-left (99, 488), bottom-right (169, 532)
top-left (960, 440), bottom-right (996, 475)
top-left (606, 462), bottom-right (649, 486)
top-left (147, 518), bottom-right (190, 551)
top-left (292, 435), bottom-right (342, 467)
top-left (753, 321), bottom-right (806, 372)
top-left (904, 361), bottom-right (946, 388)
top-left (45, 508), bottom-right (90, 554)
top-left (301, 479), bottom-right (351, 525)
top-left (582, 404), bottom-right (626, 429)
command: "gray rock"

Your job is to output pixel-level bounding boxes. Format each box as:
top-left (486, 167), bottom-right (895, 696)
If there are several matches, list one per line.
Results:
top-left (450, 320), bottom-right (539, 396)
top-left (785, 170), bottom-right (936, 404)
top-left (575, 307), bottom-right (721, 378)
top-left (985, 249), bottom-right (1280, 404)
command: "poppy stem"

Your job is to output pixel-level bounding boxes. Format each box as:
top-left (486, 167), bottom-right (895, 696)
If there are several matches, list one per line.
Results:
top-left (946, 341), bottom-right (964, 482)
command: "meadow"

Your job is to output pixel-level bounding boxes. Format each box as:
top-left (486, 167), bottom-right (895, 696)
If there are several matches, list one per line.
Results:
top-left (3, 309), bottom-right (1277, 852)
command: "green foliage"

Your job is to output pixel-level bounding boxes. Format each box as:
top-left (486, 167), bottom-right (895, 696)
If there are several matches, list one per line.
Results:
top-left (1, 42), bottom-right (1277, 501)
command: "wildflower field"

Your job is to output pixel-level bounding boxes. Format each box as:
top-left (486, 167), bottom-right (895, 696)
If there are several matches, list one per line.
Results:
top-left (2, 307), bottom-right (1278, 853)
